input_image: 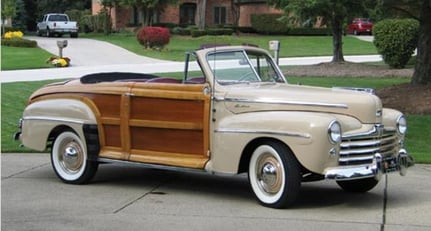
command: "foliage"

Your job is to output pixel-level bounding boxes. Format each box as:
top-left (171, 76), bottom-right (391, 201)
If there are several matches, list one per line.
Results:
top-left (373, 19), bottom-right (419, 68)
top-left (1, 31), bottom-right (37, 47)
top-left (267, 0), bottom-right (375, 62)
top-left (136, 26), bottom-right (170, 49)
top-left (287, 27), bottom-right (332, 36)
top-left (250, 14), bottom-right (289, 35)
top-left (46, 56), bottom-right (71, 67)
top-left (190, 28), bottom-right (233, 37)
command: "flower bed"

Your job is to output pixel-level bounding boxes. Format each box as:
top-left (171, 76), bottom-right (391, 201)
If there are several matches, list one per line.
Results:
top-left (46, 56), bottom-right (71, 67)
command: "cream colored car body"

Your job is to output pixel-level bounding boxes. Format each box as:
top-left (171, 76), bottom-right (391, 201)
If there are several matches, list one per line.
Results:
top-left (16, 45), bottom-right (413, 208)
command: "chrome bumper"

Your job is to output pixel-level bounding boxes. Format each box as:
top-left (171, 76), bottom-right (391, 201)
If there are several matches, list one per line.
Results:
top-left (325, 149), bottom-right (414, 181)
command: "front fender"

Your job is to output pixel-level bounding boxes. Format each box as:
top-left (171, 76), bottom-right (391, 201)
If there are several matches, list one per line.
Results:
top-left (207, 111), bottom-right (339, 174)
top-left (20, 98), bottom-right (97, 151)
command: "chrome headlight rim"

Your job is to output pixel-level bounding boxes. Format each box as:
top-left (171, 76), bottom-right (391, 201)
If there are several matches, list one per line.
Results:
top-left (328, 121), bottom-right (342, 144)
top-left (397, 115), bottom-right (407, 135)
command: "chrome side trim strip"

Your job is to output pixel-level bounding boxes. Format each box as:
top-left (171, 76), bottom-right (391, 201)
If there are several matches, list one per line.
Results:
top-left (215, 128), bottom-right (311, 139)
top-left (22, 116), bottom-right (86, 125)
top-left (214, 96), bottom-right (348, 109)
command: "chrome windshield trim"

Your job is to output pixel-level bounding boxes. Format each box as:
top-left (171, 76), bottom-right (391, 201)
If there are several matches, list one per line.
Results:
top-left (215, 128), bottom-right (311, 139)
top-left (215, 97), bottom-right (348, 109)
top-left (22, 116), bottom-right (85, 125)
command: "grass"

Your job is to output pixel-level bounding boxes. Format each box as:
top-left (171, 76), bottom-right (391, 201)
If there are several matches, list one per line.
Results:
top-left (2, 77), bottom-right (430, 164)
top-left (1, 46), bottom-right (54, 70)
top-left (82, 33), bottom-right (378, 61)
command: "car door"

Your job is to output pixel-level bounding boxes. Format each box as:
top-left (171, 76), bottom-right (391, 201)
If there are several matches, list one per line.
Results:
top-left (125, 82), bottom-right (211, 169)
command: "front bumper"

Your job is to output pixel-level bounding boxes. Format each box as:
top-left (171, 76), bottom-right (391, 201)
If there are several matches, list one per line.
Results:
top-left (325, 149), bottom-right (414, 181)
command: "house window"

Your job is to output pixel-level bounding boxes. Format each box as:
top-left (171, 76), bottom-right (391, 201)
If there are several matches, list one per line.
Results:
top-left (180, 3), bottom-right (196, 24)
top-left (214, 6), bottom-right (226, 25)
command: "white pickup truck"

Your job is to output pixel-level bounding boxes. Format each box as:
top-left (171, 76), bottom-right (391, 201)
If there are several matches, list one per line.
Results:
top-left (37, 13), bottom-right (78, 38)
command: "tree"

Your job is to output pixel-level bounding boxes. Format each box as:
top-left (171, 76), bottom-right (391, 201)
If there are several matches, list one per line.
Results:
top-left (379, 0), bottom-right (431, 84)
top-left (195, 0), bottom-right (207, 30)
top-left (1, 0), bottom-right (16, 31)
top-left (268, 0), bottom-right (372, 63)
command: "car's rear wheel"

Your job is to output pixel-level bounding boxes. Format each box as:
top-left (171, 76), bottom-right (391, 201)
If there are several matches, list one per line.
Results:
top-left (248, 141), bottom-right (301, 208)
top-left (336, 178), bottom-right (379, 193)
top-left (51, 131), bottom-right (98, 184)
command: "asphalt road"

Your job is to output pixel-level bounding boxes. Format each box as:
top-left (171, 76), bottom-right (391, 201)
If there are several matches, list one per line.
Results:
top-left (2, 153), bottom-right (431, 231)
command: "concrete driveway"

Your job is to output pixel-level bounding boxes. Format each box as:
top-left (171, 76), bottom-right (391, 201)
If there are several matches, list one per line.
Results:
top-left (2, 153), bottom-right (431, 231)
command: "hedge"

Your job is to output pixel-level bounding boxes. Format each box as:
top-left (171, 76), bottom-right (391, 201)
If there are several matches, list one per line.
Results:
top-left (250, 14), bottom-right (289, 35)
top-left (1, 38), bottom-right (37, 48)
top-left (373, 19), bottom-right (419, 68)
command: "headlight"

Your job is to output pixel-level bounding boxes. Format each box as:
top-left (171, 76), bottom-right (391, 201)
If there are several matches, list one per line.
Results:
top-left (328, 121), bottom-right (342, 144)
top-left (397, 115), bottom-right (407, 135)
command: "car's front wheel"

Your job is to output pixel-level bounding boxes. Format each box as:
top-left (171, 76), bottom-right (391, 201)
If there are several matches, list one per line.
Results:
top-left (51, 131), bottom-right (98, 184)
top-left (248, 141), bottom-right (301, 208)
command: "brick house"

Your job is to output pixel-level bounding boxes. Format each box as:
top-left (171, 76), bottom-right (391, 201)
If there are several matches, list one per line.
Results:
top-left (92, 0), bottom-right (281, 30)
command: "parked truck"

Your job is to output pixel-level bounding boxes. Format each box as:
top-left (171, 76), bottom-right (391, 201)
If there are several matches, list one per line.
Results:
top-left (37, 13), bottom-right (78, 38)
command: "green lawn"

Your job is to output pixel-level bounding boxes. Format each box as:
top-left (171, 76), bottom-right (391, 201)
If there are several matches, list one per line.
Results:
top-left (2, 77), bottom-right (429, 164)
top-left (82, 33), bottom-right (377, 61)
top-left (1, 46), bottom-right (54, 70)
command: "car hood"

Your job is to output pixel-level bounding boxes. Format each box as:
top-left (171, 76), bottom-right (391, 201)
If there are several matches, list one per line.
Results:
top-left (220, 83), bottom-right (382, 124)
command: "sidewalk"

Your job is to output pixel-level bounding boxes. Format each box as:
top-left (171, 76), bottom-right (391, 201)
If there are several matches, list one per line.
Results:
top-left (2, 153), bottom-right (430, 231)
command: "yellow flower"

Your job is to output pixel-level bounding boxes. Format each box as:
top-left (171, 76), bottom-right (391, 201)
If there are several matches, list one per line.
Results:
top-left (4, 32), bottom-right (12, 39)
top-left (3, 31), bottom-right (24, 39)
top-left (58, 58), bottom-right (68, 67)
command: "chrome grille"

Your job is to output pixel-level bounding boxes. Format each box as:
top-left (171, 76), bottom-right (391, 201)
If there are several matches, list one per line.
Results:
top-left (339, 130), bottom-right (398, 166)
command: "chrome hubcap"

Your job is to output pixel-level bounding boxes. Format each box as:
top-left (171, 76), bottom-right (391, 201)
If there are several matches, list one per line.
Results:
top-left (257, 154), bottom-right (282, 194)
top-left (60, 141), bottom-right (83, 173)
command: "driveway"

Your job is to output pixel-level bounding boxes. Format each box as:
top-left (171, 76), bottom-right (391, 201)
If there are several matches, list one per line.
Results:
top-left (2, 153), bottom-right (431, 231)
top-left (27, 36), bottom-right (166, 66)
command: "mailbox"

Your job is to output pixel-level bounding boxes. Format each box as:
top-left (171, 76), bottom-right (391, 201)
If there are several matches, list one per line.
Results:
top-left (57, 40), bottom-right (68, 48)
top-left (56, 40), bottom-right (68, 58)
top-left (269, 40), bottom-right (280, 51)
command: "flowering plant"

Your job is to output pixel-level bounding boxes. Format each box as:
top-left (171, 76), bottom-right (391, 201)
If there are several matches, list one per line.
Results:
top-left (46, 56), bottom-right (71, 67)
top-left (3, 31), bottom-right (24, 39)
top-left (136, 26), bottom-right (170, 50)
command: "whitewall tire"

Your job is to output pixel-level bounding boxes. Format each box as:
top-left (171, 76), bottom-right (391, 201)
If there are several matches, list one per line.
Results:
top-left (51, 131), bottom-right (98, 184)
top-left (248, 141), bottom-right (301, 208)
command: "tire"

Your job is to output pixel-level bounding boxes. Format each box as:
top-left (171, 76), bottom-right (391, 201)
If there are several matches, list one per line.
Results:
top-left (46, 27), bottom-right (52, 37)
top-left (71, 33), bottom-right (78, 38)
top-left (36, 28), bottom-right (42, 36)
top-left (353, 29), bottom-right (359, 35)
top-left (337, 178), bottom-right (379, 193)
top-left (51, 131), bottom-right (98, 184)
top-left (248, 141), bottom-right (301, 208)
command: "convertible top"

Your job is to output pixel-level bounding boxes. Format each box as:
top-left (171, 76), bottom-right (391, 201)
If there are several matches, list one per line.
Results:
top-left (80, 72), bottom-right (158, 84)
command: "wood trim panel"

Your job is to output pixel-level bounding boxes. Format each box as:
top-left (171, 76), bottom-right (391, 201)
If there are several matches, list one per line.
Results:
top-left (129, 150), bottom-right (208, 169)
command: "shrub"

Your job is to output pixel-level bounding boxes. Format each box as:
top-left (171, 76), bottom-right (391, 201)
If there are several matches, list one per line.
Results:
top-left (136, 26), bottom-right (170, 49)
top-left (1, 31), bottom-right (37, 48)
top-left (373, 19), bottom-right (419, 68)
top-left (288, 27), bottom-right (332, 36)
top-left (250, 14), bottom-right (289, 35)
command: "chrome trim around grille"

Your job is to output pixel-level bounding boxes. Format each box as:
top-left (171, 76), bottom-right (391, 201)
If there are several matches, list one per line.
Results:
top-left (339, 125), bottom-right (399, 166)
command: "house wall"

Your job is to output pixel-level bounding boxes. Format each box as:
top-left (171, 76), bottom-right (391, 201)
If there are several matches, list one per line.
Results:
top-left (92, 0), bottom-right (281, 29)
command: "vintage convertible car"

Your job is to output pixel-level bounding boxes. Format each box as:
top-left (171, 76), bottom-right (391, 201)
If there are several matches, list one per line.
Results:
top-left (15, 45), bottom-right (414, 208)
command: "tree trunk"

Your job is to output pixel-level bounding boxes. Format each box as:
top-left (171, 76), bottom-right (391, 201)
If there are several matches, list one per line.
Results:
top-left (331, 15), bottom-right (345, 62)
top-left (411, 0), bottom-right (431, 84)
top-left (196, 0), bottom-right (207, 30)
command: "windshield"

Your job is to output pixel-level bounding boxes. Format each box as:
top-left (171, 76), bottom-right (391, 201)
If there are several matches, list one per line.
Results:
top-left (206, 50), bottom-right (285, 85)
